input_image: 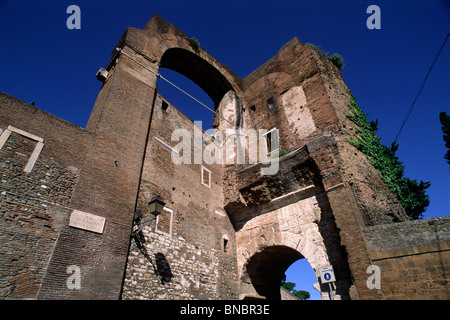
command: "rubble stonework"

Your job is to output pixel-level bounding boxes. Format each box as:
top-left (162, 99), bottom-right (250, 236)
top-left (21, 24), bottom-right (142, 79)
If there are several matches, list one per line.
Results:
top-left (0, 14), bottom-right (449, 300)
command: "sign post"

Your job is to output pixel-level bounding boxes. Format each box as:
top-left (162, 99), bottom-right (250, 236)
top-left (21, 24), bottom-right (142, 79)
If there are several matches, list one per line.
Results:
top-left (319, 265), bottom-right (336, 300)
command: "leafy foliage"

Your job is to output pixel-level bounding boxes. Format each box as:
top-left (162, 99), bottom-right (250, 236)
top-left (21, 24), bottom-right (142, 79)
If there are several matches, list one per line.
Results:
top-left (305, 43), bottom-right (344, 70)
top-left (186, 36), bottom-right (200, 51)
top-left (281, 281), bottom-right (310, 300)
top-left (345, 94), bottom-right (430, 220)
top-left (305, 42), bottom-right (328, 55)
top-left (328, 53), bottom-right (345, 70)
top-left (278, 149), bottom-right (290, 157)
top-left (439, 111), bottom-right (450, 168)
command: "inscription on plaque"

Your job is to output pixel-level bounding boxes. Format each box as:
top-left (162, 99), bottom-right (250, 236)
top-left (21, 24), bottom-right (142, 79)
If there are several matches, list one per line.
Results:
top-left (69, 210), bottom-right (106, 234)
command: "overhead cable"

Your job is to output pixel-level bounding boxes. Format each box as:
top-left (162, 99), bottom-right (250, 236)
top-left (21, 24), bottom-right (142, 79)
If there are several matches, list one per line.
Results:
top-left (394, 33), bottom-right (450, 142)
top-left (116, 48), bottom-right (233, 126)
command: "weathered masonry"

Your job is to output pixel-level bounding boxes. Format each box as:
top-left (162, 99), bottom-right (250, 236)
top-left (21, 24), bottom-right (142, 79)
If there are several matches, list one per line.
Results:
top-left (1, 14), bottom-right (449, 300)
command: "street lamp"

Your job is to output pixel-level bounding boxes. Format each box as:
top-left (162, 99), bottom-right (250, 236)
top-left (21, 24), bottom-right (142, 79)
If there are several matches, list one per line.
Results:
top-left (148, 195), bottom-right (166, 218)
top-left (131, 195), bottom-right (167, 275)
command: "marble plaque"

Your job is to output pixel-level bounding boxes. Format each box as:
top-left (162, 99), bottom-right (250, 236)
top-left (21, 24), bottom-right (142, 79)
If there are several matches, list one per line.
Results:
top-left (69, 210), bottom-right (106, 234)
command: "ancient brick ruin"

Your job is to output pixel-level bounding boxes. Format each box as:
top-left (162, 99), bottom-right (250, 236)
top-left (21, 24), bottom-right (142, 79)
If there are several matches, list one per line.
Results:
top-left (1, 14), bottom-right (449, 300)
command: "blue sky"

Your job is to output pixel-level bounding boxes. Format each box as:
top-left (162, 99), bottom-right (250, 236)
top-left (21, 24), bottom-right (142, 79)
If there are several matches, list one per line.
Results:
top-left (1, 0), bottom-right (449, 300)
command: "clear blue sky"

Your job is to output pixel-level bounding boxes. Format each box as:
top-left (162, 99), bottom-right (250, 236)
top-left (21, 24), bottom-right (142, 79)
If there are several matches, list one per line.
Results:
top-left (1, 0), bottom-right (449, 300)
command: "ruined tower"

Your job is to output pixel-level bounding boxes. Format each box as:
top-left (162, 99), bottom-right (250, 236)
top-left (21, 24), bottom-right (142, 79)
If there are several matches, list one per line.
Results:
top-left (1, 14), bottom-right (449, 300)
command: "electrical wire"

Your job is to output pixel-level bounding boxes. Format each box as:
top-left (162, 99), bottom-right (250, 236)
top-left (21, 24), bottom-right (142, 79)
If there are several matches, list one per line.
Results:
top-left (394, 32), bottom-right (450, 143)
top-left (116, 47), bottom-right (234, 126)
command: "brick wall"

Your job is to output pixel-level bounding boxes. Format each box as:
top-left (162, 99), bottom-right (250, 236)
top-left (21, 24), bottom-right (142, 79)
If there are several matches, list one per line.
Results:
top-left (242, 38), bottom-right (337, 153)
top-left (121, 94), bottom-right (238, 299)
top-left (237, 37), bottom-right (407, 229)
top-left (37, 49), bottom-right (158, 299)
top-left (1, 13), bottom-right (448, 301)
top-left (312, 50), bottom-right (408, 226)
top-left (0, 94), bottom-right (86, 299)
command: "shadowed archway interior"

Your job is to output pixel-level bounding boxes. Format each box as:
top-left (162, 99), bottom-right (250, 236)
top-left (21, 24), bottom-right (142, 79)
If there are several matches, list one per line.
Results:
top-left (246, 246), bottom-right (304, 300)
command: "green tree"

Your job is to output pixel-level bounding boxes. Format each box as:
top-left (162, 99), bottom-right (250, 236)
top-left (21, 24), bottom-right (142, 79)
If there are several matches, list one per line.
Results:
top-left (281, 281), bottom-right (296, 292)
top-left (439, 112), bottom-right (450, 168)
top-left (281, 281), bottom-right (311, 300)
top-left (345, 94), bottom-right (430, 220)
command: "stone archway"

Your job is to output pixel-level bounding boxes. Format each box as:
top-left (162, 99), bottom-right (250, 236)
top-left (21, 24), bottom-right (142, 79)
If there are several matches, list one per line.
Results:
top-left (245, 245), bottom-right (303, 300)
top-left (108, 14), bottom-right (244, 131)
top-left (114, 14), bottom-right (248, 300)
top-left (236, 194), bottom-right (351, 300)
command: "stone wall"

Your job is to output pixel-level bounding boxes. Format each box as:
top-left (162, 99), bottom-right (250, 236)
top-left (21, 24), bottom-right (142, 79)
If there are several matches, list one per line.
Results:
top-left (280, 287), bottom-right (300, 300)
top-left (1, 13), bottom-right (449, 301)
top-left (38, 43), bottom-right (159, 299)
top-left (363, 217), bottom-right (450, 299)
top-left (123, 227), bottom-right (224, 299)
top-left (0, 94), bottom-right (87, 299)
top-left (229, 36), bottom-right (407, 229)
top-left (121, 94), bottom-right (238, 300)
top-left (312, 50), bottom-right (408, 226)
top-left (236, 192), bottom-right (352, 300)
top-left (242, 38), bottom-right (336, 154)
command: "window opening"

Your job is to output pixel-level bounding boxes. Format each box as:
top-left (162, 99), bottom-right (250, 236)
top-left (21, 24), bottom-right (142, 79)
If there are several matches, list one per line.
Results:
top-left (201, 165), bottom-right (211, 188)
top-left (267, 97), bottom-right (276, 109)
top-left (223, 235), bottom-right (229, 253)
top-left (161, 100), bottom-right (169, 111)
top-left (262, 128), bottom-right (280, 157)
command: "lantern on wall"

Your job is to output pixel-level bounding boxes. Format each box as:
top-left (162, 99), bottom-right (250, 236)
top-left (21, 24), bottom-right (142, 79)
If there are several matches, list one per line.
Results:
top-left (148, 195), bottom-right (166, 218)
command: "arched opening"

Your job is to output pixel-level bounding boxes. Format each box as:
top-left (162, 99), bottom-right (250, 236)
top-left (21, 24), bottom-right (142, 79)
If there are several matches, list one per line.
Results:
top-left (157, 48), bottom-right (238, 130)
top-left (245, 246), bottom-right (305, 300)
top-left (160, 48), bottom-right (235, 108)
top-left (157, 68), bottom-right (216, 130)
top-left (284, 258), bottom-right (322, 300)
